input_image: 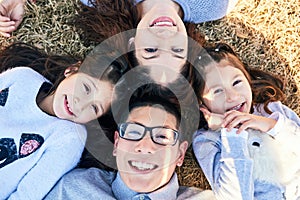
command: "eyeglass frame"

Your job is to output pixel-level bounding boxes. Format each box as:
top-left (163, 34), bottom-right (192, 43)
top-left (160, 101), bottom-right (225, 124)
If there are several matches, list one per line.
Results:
top-left (118, 122), bottom-right (180, 146)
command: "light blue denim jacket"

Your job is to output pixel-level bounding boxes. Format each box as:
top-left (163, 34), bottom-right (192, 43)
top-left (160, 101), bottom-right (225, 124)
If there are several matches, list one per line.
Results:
top-left (193, 101), bottom-right (300, 200)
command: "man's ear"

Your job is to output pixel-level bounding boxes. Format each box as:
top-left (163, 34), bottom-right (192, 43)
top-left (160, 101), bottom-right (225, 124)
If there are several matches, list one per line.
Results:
top-left (112, 131), bottom-right (119, 156)
top-left (176, 141), bottom-right (188, 167)
top-left (64, 66), bottom-right (79, 77)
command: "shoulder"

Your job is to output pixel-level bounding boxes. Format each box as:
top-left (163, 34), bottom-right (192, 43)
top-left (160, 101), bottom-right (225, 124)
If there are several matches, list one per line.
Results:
top-left (65, 167), bottom-right (116, 184)
top-left (255, 101), bottom-right (300, 123)
top-left (0, 67), bottom-right (48, 85)
top-left (193, 129), bottom-right (220, 142)
top-left (51, 120), bottom-right (87, 137)
top-left (60, 168), bottom-right (116, 193)
top-left (177, 187), bottom-right (216, 200)
top-left (173, 0), bottom-right (238, 23)
top-left (45, 168), bottom-right (116, 199)
top-left (2, 67), bottom-right (39, 77)
top-left (47, 121), bottom-right (87, 147)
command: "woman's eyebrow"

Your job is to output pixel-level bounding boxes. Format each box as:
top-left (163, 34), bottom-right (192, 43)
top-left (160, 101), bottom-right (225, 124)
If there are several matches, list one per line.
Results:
top-left (172, 54), bottom-right (186, 59)
top-left (142, 55), bottom-right (158, 59)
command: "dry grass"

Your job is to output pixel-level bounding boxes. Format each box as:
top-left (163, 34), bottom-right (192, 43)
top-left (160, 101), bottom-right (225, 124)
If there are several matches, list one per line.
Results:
top-left (0, 0), bottom-right (299, 190)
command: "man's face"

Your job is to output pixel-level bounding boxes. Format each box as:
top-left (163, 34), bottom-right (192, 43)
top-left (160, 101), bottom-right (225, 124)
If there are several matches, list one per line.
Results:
top-left (113, 106), bottom-right (188, 193)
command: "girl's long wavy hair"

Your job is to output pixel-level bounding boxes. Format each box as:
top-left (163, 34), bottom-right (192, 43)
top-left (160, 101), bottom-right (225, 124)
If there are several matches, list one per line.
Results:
top-left (0, 42), bottom-right (128, 101)
top-left (0, 42), bottom-right (80, 87)
top-left (191, 42), bottom-right (285, 128)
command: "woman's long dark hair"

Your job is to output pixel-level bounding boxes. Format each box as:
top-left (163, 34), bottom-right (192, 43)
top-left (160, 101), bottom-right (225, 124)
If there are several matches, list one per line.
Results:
top-left (74, 0), bottom-right (139, 45)
top-left (74, 0), bottom-right (206, 50)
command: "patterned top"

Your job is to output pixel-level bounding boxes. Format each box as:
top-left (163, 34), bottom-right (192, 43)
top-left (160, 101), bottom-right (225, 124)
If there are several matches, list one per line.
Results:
top-left (0, 67), bottom-right (87, 199)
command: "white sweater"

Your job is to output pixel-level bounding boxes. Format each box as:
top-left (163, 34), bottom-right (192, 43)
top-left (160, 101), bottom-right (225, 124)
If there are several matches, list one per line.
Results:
top-left (0, 67), bottom-right (87, 200)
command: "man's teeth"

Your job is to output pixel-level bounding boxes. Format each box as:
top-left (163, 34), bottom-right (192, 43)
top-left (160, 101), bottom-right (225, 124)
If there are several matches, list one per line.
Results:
top-left (154, 21), bottom-right (173, 26)
top-left (131, 161), bottom-right (156, 170)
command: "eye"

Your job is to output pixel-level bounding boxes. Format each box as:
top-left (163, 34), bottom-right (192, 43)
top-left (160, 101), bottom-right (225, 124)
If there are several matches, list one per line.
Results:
top-left (91, 104), bottom-right (98, 114)
top-left (144, 48), bottom-right (158, 53)
top-left (83, 83), bottom-right (91, 94)
top-left (233, 80), bottom-right (242, 86)
top-left (171, 47), bottom-right (184, 53)
top-left (125, 131), bottom-right (143, 139)
top-left (155, 134), bottom-right (168, 139)
top-left (214, 88), bottom-right (223, 94)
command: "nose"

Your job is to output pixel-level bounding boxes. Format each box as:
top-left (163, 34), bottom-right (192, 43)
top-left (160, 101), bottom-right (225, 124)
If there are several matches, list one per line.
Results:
top-left (134, 132), bottom-right (155, 154)
top-left (225, 88), bottom-right (240, 102)
top-left (74, 97), bottom-right (79, 104)
top-left (150, 28), bottom-right (176, 39)
top-left (73, 97), bottom-right (89, 113)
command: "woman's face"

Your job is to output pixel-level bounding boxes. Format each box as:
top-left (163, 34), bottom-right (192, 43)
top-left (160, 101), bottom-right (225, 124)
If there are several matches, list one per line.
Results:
top-left (134, 1), bottom-right (188, 76)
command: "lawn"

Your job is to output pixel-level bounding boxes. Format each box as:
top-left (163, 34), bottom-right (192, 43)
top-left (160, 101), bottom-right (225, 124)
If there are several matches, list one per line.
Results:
top-left (1, 0), bottom-right (299, 190)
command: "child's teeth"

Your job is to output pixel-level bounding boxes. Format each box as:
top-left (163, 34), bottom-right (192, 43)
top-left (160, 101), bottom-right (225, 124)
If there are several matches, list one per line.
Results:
top-left (232, 104), bottom-right (242, 110)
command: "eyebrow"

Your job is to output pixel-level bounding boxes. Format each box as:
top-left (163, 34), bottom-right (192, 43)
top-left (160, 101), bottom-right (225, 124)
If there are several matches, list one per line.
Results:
top-left (207, 73), bottom-right (244, 90)
top-left (141, 54), bottom-right (186, 60)
top-left (88, 77), bottom-right (98, 91)
top-left (128, 120), bottom-right (175, 130)
top-left (142, 55), bottom-right (158, 60)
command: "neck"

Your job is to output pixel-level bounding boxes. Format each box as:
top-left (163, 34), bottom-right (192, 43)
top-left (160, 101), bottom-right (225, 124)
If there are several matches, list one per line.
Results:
top-left (37, 85), bottom-right (55, 116)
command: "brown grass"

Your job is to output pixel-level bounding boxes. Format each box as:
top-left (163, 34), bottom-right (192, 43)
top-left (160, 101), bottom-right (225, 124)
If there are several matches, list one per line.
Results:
top-left (0, 0), bottom-right (298, 190)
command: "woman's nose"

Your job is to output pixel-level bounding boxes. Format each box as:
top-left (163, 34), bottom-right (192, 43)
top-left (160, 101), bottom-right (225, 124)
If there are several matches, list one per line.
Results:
top-left (151, 28), bottom-right (176, 38)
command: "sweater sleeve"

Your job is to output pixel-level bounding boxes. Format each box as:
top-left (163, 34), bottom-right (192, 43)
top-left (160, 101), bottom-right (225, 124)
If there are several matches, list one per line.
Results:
top-left (193, 128), bottom-right (254, 200)
top-left (7, 124), bottom-right (87, 200)
top-left (0, 68), bottom-right (16, 89)
top-left (173, 0), bottom-right (238, 23)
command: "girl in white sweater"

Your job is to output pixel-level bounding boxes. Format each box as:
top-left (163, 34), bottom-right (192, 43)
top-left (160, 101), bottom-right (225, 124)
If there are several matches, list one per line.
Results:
top-left (0, 42), bottom-right (127, 199)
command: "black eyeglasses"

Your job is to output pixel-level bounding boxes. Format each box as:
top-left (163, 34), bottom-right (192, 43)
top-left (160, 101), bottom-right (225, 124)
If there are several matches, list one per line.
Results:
top-left (118, 122), bottom-right (180, 146)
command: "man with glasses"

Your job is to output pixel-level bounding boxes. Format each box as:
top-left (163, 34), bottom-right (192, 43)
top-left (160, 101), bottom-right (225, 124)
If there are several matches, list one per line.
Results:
top-left (45, 81), bottom-right (215, 199)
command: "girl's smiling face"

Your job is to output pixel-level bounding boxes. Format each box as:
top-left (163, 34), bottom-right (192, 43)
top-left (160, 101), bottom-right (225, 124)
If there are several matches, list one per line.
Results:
top-left (41, 72), bottom-right (113, 124)
top-left (202, 61), bottom-right (253, 115)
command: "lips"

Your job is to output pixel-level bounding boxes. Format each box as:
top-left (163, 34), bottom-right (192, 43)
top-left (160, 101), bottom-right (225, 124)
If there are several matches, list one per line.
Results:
top-left (64, 95), bottom-right (74, 116)
top-left (150, 16), bottom-right (176, 27)
top-left (129, 160), bottom-right (158, 172)
top-left (226, 102), bottom-right (246, 112)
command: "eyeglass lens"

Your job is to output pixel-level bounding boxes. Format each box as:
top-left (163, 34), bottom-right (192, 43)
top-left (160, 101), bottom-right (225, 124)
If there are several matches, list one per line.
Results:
top-left (119, 123), bottom-right (178, 145)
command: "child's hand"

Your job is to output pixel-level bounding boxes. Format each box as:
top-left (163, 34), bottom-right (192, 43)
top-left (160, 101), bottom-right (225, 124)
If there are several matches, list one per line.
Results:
top-left (200, 106), bottom-right (224, 131)
top-left (223, 110), bottom-right (277, 134)
top-left (0, 0), bottom-right (35, 37)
